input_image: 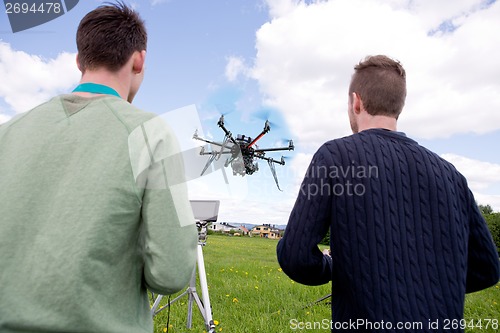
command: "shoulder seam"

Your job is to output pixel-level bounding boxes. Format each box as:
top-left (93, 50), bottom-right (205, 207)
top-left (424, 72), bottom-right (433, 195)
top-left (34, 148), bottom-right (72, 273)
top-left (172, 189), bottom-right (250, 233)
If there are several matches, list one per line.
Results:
top-left (102, 98), bottom-right (147, 206)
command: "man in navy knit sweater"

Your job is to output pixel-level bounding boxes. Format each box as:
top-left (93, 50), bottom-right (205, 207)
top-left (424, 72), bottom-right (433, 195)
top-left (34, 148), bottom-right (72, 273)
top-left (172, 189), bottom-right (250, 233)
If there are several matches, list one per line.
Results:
top-left (277, 55), bottom-right (499, 332)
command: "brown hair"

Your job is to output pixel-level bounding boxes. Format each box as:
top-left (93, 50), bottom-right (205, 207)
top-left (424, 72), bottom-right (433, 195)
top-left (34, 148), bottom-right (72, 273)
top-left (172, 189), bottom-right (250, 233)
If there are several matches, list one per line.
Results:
top-left (348, 55), bottom-right (406, 118)
top-left (76, 1), bottom-right (147, 73)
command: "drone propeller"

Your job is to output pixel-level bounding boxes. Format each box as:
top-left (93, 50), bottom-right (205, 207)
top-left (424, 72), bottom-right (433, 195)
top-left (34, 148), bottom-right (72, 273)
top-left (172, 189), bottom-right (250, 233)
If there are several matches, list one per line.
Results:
top-left (275, 138), bottom-right (294, 148)
top-left (214, 103), bottom-right (235, 116)
top-left (213, 104), bottom-right (236, 127)
top-left (253, 109), bottom-right (280, 129)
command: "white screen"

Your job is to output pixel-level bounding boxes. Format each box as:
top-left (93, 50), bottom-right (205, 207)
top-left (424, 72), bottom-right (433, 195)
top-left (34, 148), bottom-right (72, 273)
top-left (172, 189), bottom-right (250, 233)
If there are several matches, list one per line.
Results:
top-left (190, 200), bottom-right (220, 222)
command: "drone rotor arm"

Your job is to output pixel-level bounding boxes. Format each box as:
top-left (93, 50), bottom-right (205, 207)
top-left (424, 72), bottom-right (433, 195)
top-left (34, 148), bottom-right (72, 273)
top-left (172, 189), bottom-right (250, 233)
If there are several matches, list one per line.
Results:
top-left (217, 119), bottom-right (238, 146)
top-left (199, 150), bottom-right (233, 156)
top-left (247, 129), bottom-right (269, 148)
top-left (255, 154), bottom-right (285, 165)
top-left (193, 133), bottom-right (222, 146)
top-left (254, 147), bottom-right (292, 153)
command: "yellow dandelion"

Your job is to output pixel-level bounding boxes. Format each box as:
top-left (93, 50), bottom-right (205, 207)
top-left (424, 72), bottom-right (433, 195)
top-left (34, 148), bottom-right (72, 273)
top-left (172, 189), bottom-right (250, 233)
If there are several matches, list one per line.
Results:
top-left (214, 320), bottom-right (219, 325)
top-left (219, 328), bottom-right (223, 332)
top-left (278, 268), bottom-right (282, 272)
top-left (232, 297), bottom-right (239, 303)
top-left (163, 328), bottom-right (167, 333)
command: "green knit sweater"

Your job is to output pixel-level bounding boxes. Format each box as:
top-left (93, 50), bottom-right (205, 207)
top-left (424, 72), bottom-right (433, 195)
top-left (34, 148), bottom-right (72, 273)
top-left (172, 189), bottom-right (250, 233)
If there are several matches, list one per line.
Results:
top-left (0, 94), bottom-right (198, 333)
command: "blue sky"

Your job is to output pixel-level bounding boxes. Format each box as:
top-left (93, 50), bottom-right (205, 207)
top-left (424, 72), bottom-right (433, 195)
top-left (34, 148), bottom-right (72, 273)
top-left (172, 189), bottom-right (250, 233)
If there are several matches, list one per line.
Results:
top-left (1, 0), bottom-right (500, 223)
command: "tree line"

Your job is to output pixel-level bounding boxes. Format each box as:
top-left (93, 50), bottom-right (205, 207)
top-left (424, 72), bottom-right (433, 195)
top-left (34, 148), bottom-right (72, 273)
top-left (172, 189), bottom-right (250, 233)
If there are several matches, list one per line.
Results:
top-left (479, 204), bottom-right (500, 254)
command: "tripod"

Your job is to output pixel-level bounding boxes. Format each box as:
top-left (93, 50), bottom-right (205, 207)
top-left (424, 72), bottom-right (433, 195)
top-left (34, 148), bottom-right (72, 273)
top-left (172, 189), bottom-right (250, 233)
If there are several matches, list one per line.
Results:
top-left (150, 221), bottom-right (215, 333)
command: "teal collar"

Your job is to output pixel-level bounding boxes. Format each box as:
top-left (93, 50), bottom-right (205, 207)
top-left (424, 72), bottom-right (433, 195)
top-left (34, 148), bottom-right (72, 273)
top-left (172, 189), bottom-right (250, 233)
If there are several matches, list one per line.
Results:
top-left (72, 83), bottom-right (121, 98)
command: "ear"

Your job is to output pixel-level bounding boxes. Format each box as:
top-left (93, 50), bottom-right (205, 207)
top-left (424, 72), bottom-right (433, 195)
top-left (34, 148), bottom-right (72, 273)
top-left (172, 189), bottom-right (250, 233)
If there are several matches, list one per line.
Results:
top-left (76, 53), bottom-right (82, 72)
top-left (352, 92), bottom-right (362, 114)
top-left (132, 50), bottom-right (146, 74)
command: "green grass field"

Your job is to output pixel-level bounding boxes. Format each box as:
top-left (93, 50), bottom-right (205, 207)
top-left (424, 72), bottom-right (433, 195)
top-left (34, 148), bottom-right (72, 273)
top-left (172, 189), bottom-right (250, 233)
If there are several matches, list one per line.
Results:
top-left (152, 235), bottom-right (499, 333)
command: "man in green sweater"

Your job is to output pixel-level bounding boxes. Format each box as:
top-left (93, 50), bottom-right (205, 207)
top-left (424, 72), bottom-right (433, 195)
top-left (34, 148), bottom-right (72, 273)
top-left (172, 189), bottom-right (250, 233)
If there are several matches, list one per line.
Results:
top-left (0, 3), bottom-right (197, 333)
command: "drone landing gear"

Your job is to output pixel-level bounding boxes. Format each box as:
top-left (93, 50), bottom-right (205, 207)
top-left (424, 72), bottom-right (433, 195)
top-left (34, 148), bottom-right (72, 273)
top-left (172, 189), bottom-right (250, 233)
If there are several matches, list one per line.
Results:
top-left (267, 159), bottom-right (282, 191)
top-left (200, 153), bottom-right (217, 176)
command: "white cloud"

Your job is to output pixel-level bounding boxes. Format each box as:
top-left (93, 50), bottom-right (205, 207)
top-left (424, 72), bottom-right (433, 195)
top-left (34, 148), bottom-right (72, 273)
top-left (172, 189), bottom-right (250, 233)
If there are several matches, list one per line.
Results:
top-left (441, 153), bottom-right (500, 190)
top-left (473, 193), bottom-right (500, 212)
top-left (150, 0), bottom-right (169, 6)
top-left (382, 0), bottom-right (493, 32)
top-left (244, 0), bottom-right (500, 151)
top-left (442, 153), bottom-right (500, 210)
top-left (224, 56), bottom-right (249, 82)
top-left (265, 0), bottom-right (304, 18)
top-left (216, 198), bottom-right (293, 225)
top-left (0, 42), bottom-right (80, 114)
top-left (287, 152), bottom-right (313, 188)
top-left (0, 112), bottom-right (11, 125)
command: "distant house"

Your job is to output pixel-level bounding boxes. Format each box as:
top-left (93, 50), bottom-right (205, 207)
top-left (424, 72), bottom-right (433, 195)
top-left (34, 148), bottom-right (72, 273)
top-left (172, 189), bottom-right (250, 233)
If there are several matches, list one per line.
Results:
top-left (251, 224), bottom-right (283, 239)
top-left (238, 225), bottom-right (250, 236)
top-left (209, 222), bottom-right (239, 233)
top-left (209, 222), bottom-right (249, 236)
top-left (269, 229), bottom-right (282, 239)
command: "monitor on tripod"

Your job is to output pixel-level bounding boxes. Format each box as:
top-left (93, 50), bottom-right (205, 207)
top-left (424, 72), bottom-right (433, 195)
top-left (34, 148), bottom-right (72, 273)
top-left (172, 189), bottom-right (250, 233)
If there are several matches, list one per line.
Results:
top-left (150, 200), bottom-right (220, 332)
top-left (190, 200), bottom-right (220, 222)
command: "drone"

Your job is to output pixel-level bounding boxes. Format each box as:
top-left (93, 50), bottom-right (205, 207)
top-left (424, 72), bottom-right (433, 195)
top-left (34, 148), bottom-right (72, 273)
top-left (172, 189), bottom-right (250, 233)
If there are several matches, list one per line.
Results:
top-left (192, 115), bottom-right (294, 191)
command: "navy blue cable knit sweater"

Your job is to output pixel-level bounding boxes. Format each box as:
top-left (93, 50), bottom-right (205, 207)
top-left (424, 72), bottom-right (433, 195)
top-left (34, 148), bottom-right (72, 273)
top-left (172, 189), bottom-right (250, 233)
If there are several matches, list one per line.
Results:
top-left (277, 129), bottom-right (499, 332)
